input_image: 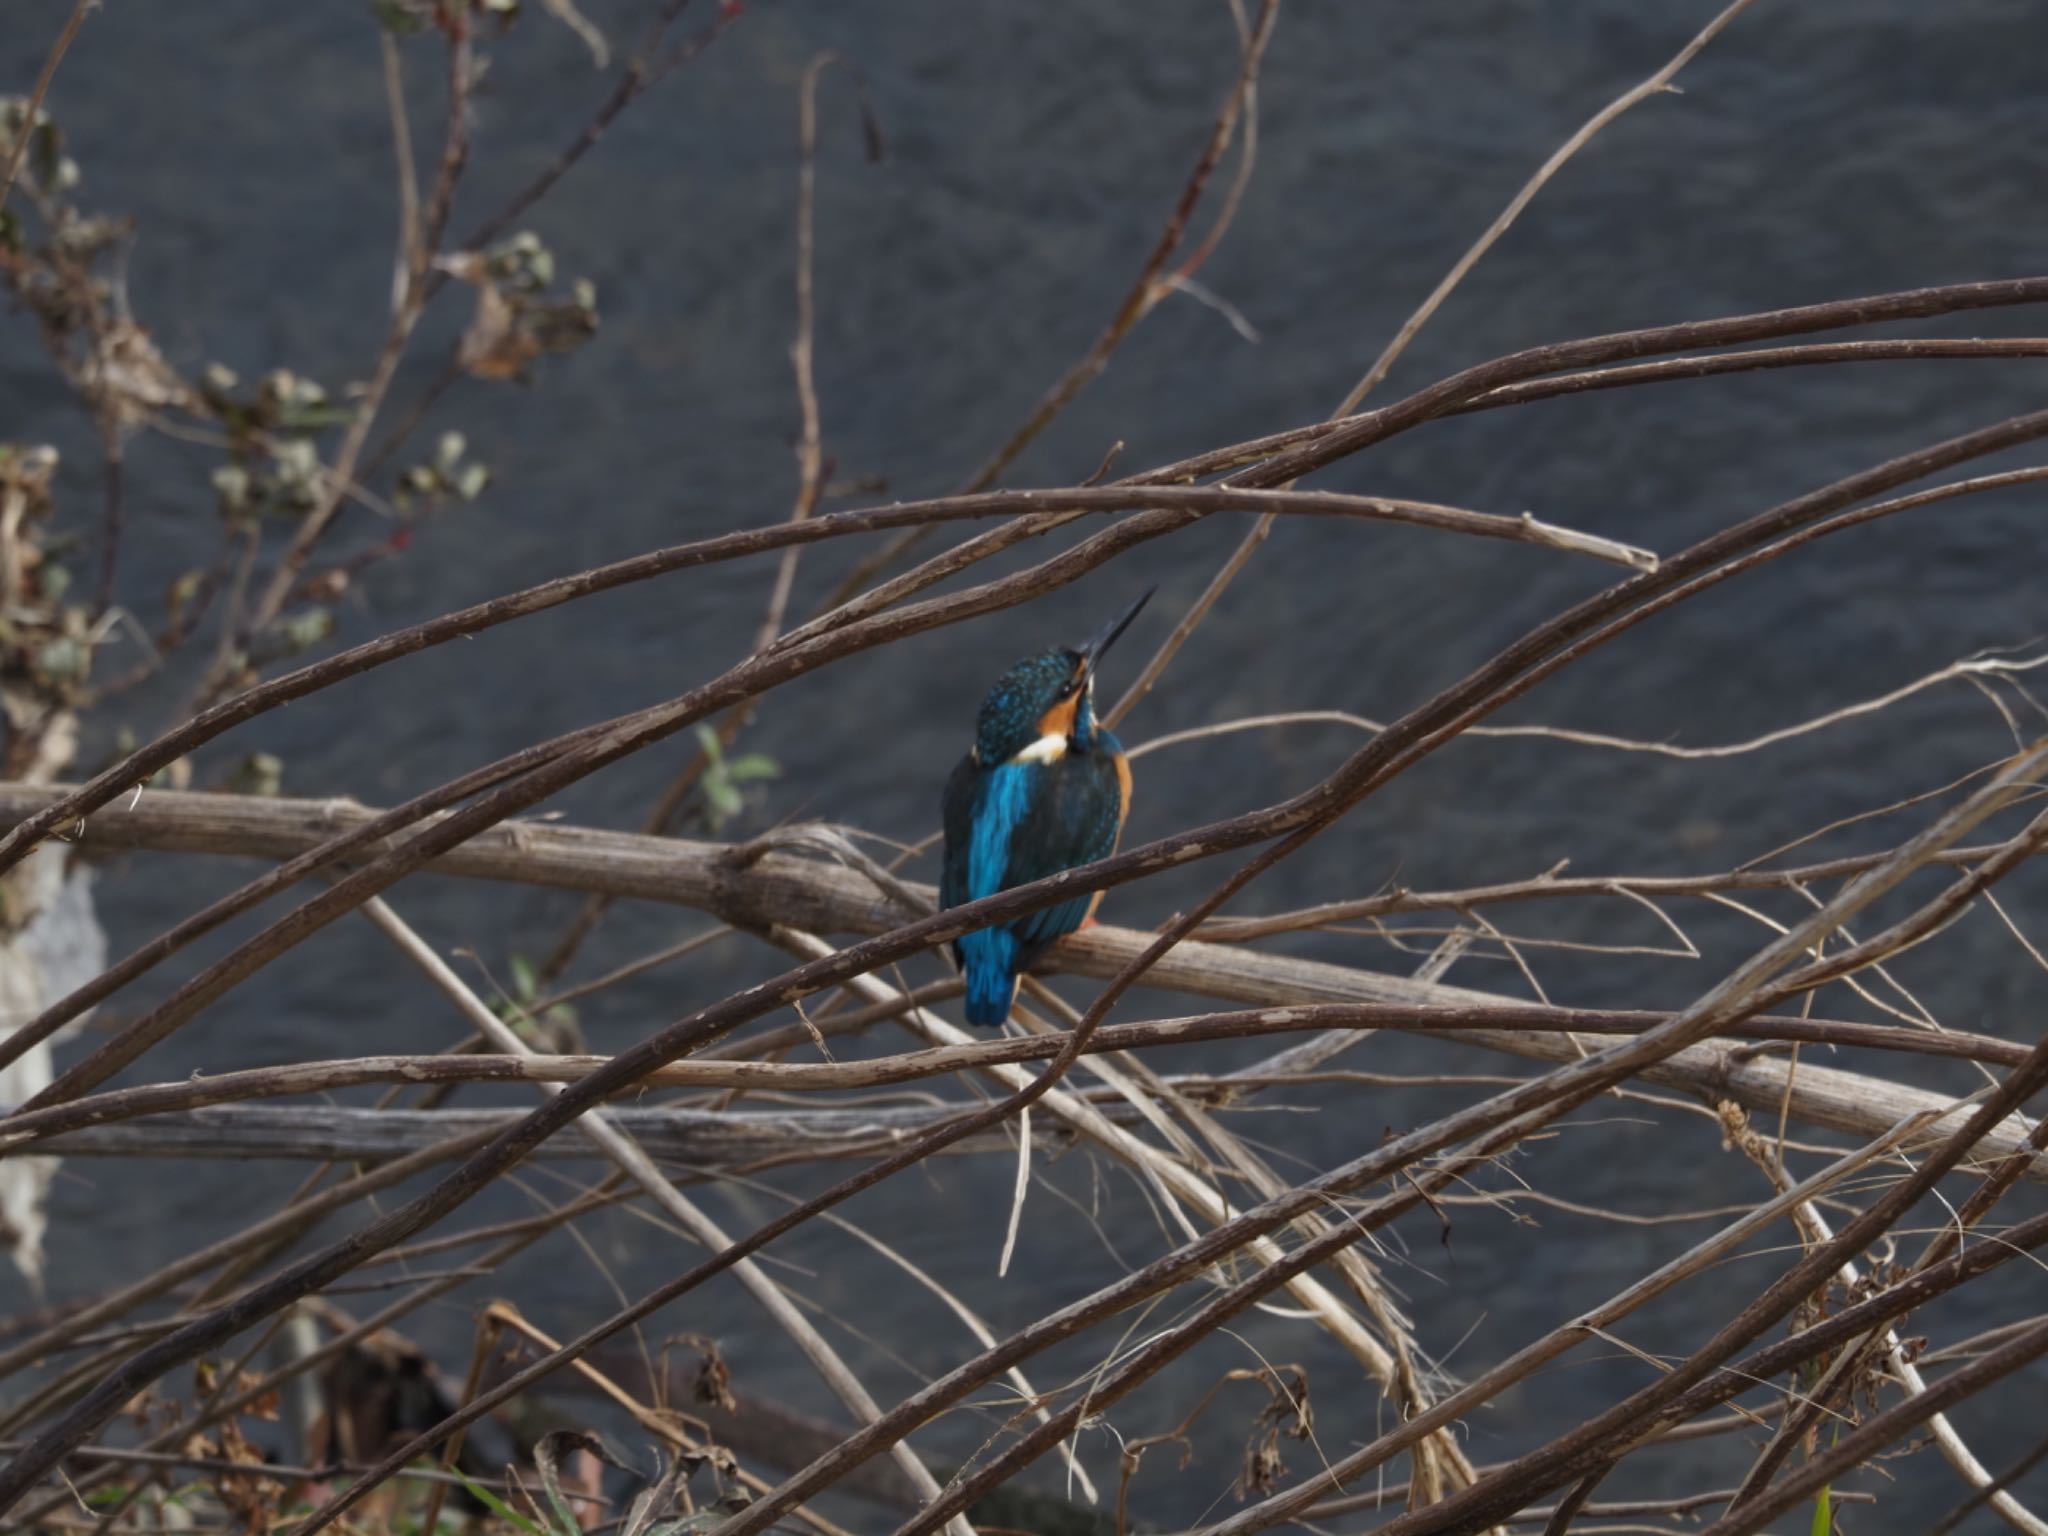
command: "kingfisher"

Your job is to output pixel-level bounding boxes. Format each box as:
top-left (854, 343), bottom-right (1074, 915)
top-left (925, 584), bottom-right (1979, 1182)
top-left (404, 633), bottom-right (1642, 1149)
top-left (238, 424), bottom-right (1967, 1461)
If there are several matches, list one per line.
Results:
top-left (940, 591), bottom-right (1152, 1027)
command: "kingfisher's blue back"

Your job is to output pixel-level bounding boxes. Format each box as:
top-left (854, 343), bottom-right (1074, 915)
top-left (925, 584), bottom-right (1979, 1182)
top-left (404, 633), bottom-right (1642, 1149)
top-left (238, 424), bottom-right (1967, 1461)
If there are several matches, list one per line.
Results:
top-left (939, 595), bottom-right (1148, 1027)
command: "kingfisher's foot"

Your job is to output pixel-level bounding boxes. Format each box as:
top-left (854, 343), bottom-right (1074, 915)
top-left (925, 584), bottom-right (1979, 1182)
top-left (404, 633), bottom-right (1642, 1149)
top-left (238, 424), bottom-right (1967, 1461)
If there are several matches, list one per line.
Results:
top-left (1077, 916), bottom-right (1099, 930)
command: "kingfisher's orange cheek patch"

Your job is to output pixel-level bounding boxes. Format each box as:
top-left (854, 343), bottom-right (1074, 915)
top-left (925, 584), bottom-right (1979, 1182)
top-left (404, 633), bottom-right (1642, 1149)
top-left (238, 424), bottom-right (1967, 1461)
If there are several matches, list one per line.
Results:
top-left (1036, 694), bottom-right (1081, 740)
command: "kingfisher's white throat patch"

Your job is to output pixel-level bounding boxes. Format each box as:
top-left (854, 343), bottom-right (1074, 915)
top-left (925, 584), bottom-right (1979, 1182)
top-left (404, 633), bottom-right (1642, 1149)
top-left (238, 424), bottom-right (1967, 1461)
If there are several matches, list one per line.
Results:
top-left (1012, 733), bottom-right (1069, 765)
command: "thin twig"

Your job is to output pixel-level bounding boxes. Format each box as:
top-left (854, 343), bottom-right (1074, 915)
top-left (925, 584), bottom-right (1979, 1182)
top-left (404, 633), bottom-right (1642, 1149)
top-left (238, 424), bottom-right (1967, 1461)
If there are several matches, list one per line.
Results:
top-left (0, 0), bottom-right (94, 217)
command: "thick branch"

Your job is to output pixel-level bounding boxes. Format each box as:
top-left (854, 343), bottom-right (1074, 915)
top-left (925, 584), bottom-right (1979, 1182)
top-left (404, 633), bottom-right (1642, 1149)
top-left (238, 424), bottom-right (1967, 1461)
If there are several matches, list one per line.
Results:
top-left (3, 782), bottom-right (2040, 1178)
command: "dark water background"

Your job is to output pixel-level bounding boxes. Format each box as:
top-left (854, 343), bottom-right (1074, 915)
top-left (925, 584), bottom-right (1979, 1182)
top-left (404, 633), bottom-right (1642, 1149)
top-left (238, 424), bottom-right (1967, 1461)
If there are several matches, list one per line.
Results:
top-left (7, 1), bottom-right (2048, 1529)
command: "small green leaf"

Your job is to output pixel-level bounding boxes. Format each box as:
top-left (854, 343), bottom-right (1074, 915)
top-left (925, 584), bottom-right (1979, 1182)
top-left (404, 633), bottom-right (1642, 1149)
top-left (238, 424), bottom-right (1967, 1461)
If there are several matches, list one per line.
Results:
top-left (693, 728), bottom-right (778, 830)
top-left (271, 437), bottom-right (319, 486)
top-left (29, 120), bottom-right (61, 194)
top-left (279, 606), bottom-right (335, 654)
top-left (369, 0), bottom-right (431, 33)
top-left (535, 1429), bottom-right (626, 1535)
top-left (231, 752), bottom-right (285, 798)
top-left (165, 569), bottom-right (206, 626)
top-left (35, 635), bottom-right (88, 684)
top-left (277, 403), bottom-right (356, 431)
top-left (640, 1515), bottom-right (740, 1536)
top-left (1809, 1484), bottom-right (1832, 1536)
top-left (705, 780), bottom-right (742, 822)
top-left (212, 463), bottom-right (252, 513)
top-left (450, 1468), bottom-right (544, 1535)
top-left (723, 753), bottom-right (779, 783)
top-left (509, 952), bottom-right (538, 1002)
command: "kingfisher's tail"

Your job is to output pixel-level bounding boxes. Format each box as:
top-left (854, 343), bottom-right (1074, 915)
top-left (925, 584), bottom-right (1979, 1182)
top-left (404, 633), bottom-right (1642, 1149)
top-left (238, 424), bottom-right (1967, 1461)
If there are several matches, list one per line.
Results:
top-left (963, 957), bottom-right (1019, 1027)
top-left (959, 931), bottom-right (1020, 1027)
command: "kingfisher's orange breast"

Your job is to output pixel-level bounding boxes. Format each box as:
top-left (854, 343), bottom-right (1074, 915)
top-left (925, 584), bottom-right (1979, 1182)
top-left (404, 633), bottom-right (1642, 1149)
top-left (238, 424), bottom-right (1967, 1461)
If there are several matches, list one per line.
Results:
top-left (1083, 749), bottom-right (1134, 925)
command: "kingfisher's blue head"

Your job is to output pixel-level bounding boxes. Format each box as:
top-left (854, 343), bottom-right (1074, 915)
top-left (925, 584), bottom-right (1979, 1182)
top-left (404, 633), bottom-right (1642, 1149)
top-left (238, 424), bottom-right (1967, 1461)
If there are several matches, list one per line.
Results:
top-left (972, 591), bottom-right (1152, 764)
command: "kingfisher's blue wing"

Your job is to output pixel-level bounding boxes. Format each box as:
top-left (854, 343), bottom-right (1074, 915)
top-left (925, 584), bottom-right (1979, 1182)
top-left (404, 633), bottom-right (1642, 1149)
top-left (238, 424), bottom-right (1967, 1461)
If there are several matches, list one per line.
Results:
top-left (939, 752), bottom-right (979, 919)
top-left (943, 754), bottom-right (1044, 1023)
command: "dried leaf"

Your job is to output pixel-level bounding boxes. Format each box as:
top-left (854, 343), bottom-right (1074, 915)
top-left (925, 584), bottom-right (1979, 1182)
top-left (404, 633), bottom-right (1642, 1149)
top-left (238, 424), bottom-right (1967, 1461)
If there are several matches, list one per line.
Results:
top-left (693, 1344), bottom-right (735, 1412)
top-left (453, 258), bottom-right (600, 382)
top-left (84, 320), bottom-right (194, 428)
top-left (459, 280), bottom-right (527, 380)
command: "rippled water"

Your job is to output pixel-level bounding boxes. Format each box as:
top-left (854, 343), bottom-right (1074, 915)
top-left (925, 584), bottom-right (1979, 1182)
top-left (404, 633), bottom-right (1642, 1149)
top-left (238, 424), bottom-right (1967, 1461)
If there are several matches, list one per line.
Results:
top-left (7, 2), bottom-right (2048, 1527)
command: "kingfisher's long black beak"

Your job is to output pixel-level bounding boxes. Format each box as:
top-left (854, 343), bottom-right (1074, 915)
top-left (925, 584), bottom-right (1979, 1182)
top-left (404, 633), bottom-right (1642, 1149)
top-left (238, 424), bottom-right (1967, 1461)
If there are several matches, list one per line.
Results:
top-left (1078, 587), bottom-right (1154, 678)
